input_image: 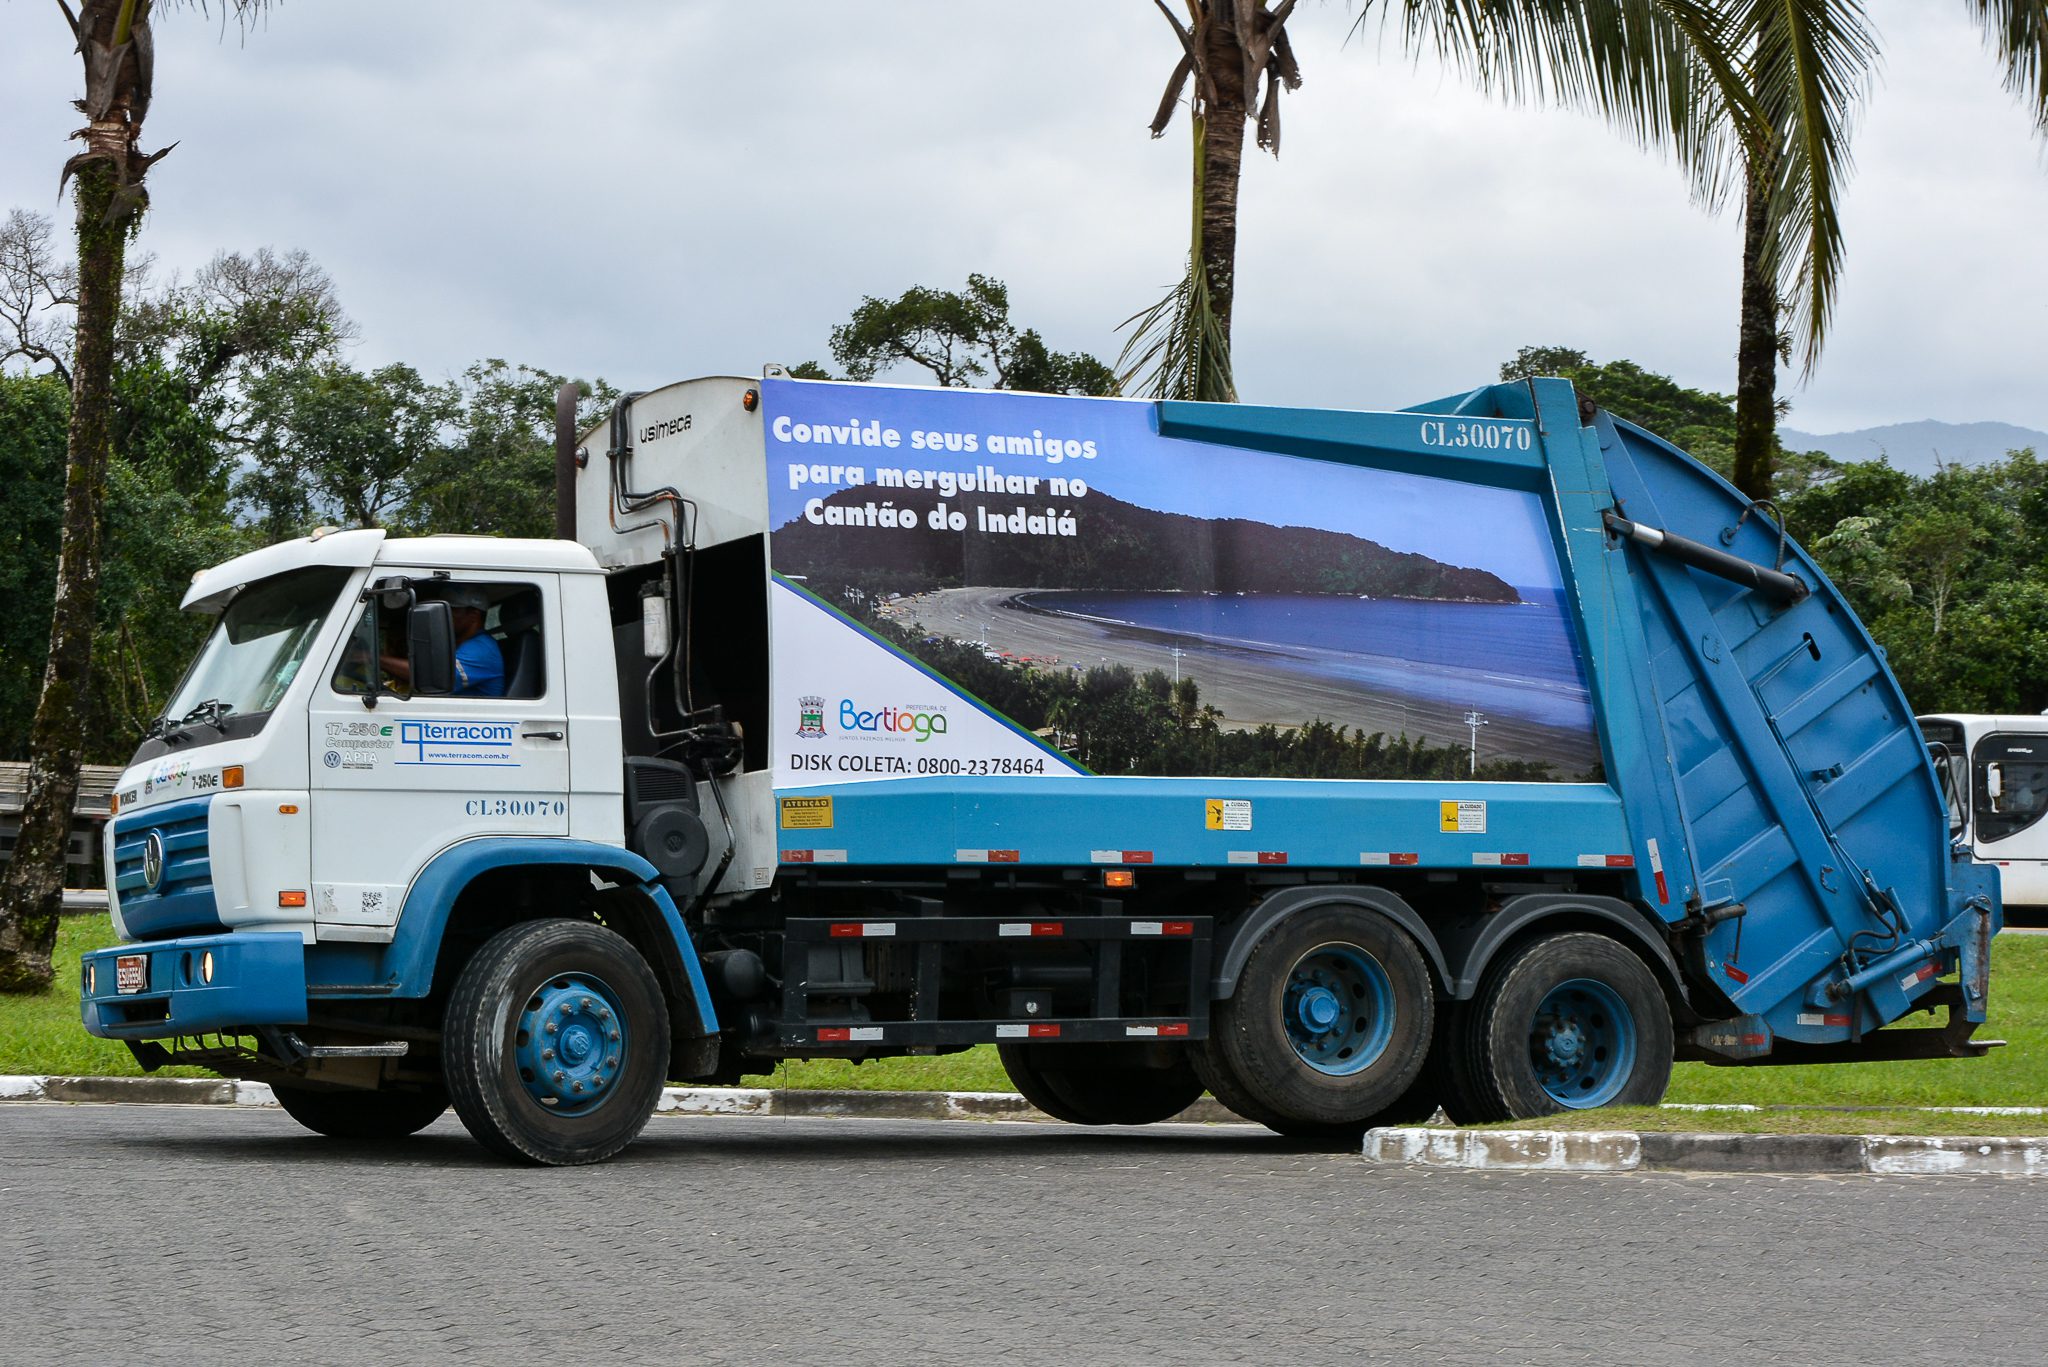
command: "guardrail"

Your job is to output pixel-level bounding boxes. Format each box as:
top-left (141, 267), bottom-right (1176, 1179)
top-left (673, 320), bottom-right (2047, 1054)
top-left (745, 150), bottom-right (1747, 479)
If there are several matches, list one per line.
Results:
top-left (0, 762), bottom-right (122, 891)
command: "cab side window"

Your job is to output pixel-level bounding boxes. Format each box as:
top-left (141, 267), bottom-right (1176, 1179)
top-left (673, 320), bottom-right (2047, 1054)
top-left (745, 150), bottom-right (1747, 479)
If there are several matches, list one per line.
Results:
top-left (1974, 734), bottom-right (2048, 844)
top-left (328, 583), bottom-right (546, 701)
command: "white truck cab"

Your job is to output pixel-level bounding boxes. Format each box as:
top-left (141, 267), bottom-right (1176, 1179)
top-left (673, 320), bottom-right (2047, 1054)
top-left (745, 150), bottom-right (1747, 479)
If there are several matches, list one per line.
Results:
top-left (108, 529), bottom-right (623, 946)
top-left (1918, 713), bottom-right (2048, 913)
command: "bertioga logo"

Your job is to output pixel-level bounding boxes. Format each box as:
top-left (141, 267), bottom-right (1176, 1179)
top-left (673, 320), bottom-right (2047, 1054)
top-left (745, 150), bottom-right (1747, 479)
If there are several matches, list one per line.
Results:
top-left (796, 696), bottom-right (826, 739)
top-left (839, 699), bottom-right (949, 742)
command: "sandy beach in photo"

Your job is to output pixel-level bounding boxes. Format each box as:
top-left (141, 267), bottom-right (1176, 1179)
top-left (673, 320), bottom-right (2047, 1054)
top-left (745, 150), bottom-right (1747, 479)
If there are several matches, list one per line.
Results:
top-left (885, 586), bottom-right (1601, 775)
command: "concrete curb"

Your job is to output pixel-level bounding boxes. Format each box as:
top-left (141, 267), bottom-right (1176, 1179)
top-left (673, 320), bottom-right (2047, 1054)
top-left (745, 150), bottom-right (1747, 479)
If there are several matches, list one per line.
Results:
top-left (1364, 1126), bottom-right (2048, 1176)
top-left (0, 1075), bottom-right (1245, 1126)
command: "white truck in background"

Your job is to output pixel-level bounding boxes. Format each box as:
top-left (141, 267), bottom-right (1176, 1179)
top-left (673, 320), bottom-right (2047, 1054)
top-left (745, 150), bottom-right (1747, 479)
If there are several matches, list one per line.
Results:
top-left (1919, 714), bottom-right (2048, 915)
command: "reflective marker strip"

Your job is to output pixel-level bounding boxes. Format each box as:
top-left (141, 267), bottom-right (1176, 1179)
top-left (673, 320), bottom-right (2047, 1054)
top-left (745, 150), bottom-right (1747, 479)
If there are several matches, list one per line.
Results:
top-left (1360, 853), bottom-right (1420, 866)
top-left (1125, 1023), bottom-right (1190, 1038)
top-left (1226, 851), bottom-right (1288, 865)
top-left (956, 849), bottom-right (1022, 863)
top-left (995, 1023), bottom-right (1062, 1039)
top-left (999, 922), bottom-right (1065, 937)
top-left (1796, 1012), bottom-right (1853, 1027)
top-left (1724, 963), bottom-right (1749, 984)
top-left (829, 922), bottom-right (897, 938)
top-left (1647, 838), bottom-right (1669, 903)
top-left (1472, 853), bottom-right (1530, 867)
top-left (1090, 850), bottom-right (1156, 864)
top-left (1131, 921), bottom-right (1194, 936)
top-left (1576, 854), bottom-right (1635, 868)
top-left (816, 1026), bottom-right (885, 1042)
top-left (782, 850), bottom-right (849, 864)
top-left (1899, 963), bottom-right (1938, 991)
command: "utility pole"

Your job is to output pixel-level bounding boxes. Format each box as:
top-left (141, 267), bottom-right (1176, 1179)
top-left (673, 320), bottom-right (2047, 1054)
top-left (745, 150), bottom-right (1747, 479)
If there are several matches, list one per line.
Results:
top-left (1171, 646), bottom-right (1185, 685)
top-left (1465, 710), bottom-right (1489, 777)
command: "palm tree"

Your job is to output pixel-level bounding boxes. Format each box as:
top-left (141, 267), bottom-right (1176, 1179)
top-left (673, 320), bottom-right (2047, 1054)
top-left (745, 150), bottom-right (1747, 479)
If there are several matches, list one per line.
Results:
top-left (0, 0), bottom-right (268, 993)
top-left (1121, 1), bottom-right (1305, 403)
top-left (1124, 1), bottom-right (1747, 403)
top-left (1713, 2), bottom-right (2044, 501)
top-left (1703, 3), bottom-right (1879, 501)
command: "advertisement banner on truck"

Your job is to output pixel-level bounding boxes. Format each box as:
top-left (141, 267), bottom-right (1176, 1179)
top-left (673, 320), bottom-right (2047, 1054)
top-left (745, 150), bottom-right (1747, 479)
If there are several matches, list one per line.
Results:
top-left (762, 378), bottom-right (1598, 787)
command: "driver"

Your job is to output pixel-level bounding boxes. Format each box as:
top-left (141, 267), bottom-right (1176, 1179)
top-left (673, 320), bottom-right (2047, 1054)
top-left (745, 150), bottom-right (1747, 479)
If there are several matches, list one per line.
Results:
top-left (378, 586), bottom-right (506, 698)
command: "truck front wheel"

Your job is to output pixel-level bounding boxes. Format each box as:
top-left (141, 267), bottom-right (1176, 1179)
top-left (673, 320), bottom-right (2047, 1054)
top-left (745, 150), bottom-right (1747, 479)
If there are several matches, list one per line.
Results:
top-left (1445, 931), bottom-right (1673, 1122)
top-left (1205, 906), bottom-right (1434, 1134)
top-left (273, 1083), bottom-right (449, 1140)
top-left (442, 919), bottom-right (670, 1166)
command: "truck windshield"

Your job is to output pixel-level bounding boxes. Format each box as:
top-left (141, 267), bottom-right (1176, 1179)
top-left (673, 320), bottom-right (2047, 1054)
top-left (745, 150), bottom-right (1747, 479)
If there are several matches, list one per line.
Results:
top-left (159, 567), bottom-right (352, 740)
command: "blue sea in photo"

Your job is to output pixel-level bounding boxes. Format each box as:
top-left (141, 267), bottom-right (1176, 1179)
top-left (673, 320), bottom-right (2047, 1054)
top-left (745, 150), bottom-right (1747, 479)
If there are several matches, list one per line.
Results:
top-left (1017, 587), bottom-right (1596, 733)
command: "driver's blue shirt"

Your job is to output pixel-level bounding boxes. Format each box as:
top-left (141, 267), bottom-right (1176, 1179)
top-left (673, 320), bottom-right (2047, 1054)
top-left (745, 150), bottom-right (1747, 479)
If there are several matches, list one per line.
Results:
top-left (453, 632), bottom-right (506, 697)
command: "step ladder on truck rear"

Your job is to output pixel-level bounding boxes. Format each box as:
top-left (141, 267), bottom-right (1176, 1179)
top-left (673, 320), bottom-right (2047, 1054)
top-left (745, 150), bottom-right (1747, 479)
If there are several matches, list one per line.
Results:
top-left (80, 372), bottom-right (2000, 1164)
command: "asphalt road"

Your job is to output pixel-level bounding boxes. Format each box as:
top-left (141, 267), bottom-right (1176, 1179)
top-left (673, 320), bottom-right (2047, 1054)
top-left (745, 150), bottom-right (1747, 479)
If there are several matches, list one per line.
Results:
top-left (4, 1106), bottom-right (2043, 1367)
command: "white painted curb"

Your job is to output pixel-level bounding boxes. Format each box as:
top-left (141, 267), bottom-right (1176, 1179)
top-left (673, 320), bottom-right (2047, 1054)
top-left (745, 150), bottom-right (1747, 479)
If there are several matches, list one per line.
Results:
top-left (1365, 1126), bottom-right (2048, 1176)
top-left (1366, 1126), bottom-right (1643, 1172)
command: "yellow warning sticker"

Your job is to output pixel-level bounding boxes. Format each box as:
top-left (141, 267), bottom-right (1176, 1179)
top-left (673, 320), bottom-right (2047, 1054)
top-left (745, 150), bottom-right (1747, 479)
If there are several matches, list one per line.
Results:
top-left (780, 796), bottom-right (835, 830)
top-left (1205, 799), bottom-right (1253, 831)
top-left (1440, 800), bottom-right (1486, 834)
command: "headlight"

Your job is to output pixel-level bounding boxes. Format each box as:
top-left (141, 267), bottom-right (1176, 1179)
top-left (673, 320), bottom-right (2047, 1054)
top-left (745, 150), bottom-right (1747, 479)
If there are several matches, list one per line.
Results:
top-left (85, 961), bottom-right (96, 995)
top-left (201, 951), bottom-right (215, 985)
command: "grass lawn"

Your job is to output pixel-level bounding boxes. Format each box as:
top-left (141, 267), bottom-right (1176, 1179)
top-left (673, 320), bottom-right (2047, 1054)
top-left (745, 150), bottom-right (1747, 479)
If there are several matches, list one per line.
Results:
top-left (7, 917), bottom-right (2046, 1119)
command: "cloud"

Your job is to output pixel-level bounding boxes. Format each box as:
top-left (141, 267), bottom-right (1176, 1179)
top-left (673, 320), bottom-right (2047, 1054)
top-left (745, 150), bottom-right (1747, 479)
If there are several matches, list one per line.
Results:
top-left (2, 0), bottom-right (2041, 433)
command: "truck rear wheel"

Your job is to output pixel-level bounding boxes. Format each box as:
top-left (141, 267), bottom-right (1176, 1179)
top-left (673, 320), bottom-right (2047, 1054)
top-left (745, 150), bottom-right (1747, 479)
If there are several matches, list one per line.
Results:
top-left (442, 919), bottom-right (670, 1166)
top-left (998, 1043), bottom-right (1203, 1125)
top-left (273, 1083), bottom-right (448, 1140)
top-left (1445, 931), bottom-right (1673, 1123)
top-left (1206, 906), bottom-right (1434, 1134)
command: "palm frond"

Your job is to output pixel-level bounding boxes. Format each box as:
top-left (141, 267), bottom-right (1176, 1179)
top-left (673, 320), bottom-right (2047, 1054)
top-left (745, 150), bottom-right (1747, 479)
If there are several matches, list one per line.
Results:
top-left (1115, 255), bottom-right (1238, 403)
top-left (1349, 1), bottom-right (1752, 214)
top-left (1745, 0), bottom-right (1877, 376)
top-left (1963, 0), bottom-right (2048, 138)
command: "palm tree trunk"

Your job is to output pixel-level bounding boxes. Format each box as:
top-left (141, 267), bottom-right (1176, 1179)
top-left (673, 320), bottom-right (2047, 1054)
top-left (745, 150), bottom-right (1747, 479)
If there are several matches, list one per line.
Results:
top-left (1731, 163), bottom-right (1778, 502)
top-left (1197, 12), bottom-right (1248, 344)
top-left (0, 160), bottom-right (128, 992)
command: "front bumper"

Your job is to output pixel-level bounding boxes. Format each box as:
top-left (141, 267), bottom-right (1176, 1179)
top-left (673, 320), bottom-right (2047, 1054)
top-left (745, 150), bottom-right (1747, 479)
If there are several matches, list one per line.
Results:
top-left (80, 932), bottom-right (308, 1040)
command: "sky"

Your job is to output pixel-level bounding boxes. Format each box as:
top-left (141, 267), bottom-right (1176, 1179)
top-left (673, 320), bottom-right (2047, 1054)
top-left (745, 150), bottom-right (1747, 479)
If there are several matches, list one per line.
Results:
top-left (3, 1), bottom-right (2044, 437)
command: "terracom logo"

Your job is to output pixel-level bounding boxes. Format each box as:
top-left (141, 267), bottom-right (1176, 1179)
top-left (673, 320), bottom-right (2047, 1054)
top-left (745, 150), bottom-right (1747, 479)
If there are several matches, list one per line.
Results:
top-left (398, 719), bottom-right (519, 768)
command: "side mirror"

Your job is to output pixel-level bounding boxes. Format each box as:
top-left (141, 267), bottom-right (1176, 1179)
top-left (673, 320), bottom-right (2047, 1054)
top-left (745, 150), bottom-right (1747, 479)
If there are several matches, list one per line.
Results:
top-left (408, 601), bottom-right (456, 695)
top-left (1987, 762), bottom-right (2004, 803)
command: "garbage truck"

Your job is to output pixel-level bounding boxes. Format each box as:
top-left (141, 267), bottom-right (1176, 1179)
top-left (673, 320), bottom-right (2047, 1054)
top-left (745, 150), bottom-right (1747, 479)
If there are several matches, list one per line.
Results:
top-left (80, 372), bottom-right (2002, 1164)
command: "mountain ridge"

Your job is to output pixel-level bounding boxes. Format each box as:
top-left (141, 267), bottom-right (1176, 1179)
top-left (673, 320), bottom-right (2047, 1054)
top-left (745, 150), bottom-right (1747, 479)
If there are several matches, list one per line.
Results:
top-left (1779, 419), bottom-right (2047, 476)
top-left (772, 485), bottom-right (1522, 604)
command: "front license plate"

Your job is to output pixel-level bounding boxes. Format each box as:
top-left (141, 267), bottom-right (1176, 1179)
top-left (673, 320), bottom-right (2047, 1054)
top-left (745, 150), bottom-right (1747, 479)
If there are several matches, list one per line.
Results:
top-left (115, 954), bottom-right (148, 995)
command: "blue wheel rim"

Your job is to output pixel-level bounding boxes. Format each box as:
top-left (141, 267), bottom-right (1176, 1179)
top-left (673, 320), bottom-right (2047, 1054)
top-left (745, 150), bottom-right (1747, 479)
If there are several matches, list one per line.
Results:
top-left (1283, 943), bottom-right (1396, 1076)
top-left (1530, 977), bottom-right (1636, 1108)
top-left (513, 972), bottom-right (629, 1117)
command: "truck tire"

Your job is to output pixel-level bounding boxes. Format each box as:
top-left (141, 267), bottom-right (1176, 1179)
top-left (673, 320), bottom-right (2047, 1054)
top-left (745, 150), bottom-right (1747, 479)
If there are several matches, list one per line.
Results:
top-left (442, 919), bottom-right (670, 1166)
top-left (1444, 931), bottom-right (1673, 1123)
top-left (272, 1083), bottom-right (448, 1140)
top-left (1206, 905), bottom-right (1434, 1133)
top-left (998, 1043), bottom-right (1203, 1125)
top-left (1194, 1036), bottom-right (1443, 1139)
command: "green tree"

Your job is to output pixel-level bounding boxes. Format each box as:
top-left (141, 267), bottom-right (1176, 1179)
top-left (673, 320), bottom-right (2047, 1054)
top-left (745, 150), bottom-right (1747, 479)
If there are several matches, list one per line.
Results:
top-left (1498, 343), bottom-right (1835, 490)
top-left (239, 362), bottom-right (461, 534)
top-left (402, 361), bottom-right (615, 538)
top-left (2, 0), bottom-right (275, 992)
top-left (824, 274), bottom-right (1115, 396)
